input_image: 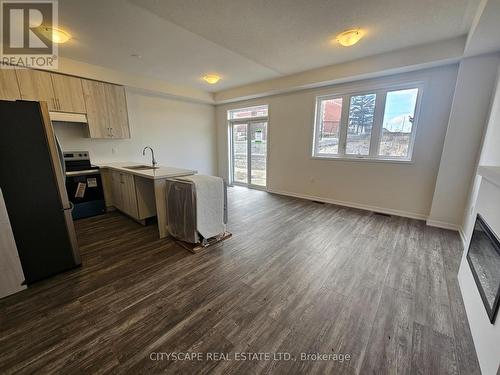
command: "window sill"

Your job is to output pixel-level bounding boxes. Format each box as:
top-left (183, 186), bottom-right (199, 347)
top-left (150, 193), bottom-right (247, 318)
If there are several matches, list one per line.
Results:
top-left (311, 155), bottom-right (414, 164)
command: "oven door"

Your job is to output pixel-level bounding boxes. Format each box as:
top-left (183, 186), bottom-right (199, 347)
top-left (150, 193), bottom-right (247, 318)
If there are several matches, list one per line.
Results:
top-left (65, 170), bottom-right (105, 219)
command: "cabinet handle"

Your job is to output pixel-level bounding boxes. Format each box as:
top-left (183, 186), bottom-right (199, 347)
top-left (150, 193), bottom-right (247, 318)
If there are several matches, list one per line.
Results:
top-left (56, 98), bottom-right (61, 110)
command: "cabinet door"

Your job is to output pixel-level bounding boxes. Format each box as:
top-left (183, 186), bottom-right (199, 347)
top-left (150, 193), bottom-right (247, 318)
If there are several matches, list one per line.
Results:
top-left (0, 69), bottom-right (21, 100)
top-left (100, 169), bottom-right (114, 208)
top-left (15, 68), bottom-right (58, 111)
top-left (120, 173), bottom-right (139, 219)
top-left (105, 84), bottom-right (130, 139)
top-left (82, 79), bottom-right (111, 138)
top-left (111, 170), bottom-right (123, 211)
top-left (51, 74), bottom-right (86, 113)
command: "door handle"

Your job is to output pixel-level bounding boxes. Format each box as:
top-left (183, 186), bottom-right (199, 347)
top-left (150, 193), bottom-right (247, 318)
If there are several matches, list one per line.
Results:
top-left (63, 202), bottom-right (74, 211)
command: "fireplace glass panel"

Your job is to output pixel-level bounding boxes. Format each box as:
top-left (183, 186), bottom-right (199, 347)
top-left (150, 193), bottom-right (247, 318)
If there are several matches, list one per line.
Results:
top-left (466, 214), bottom-right (500, 323)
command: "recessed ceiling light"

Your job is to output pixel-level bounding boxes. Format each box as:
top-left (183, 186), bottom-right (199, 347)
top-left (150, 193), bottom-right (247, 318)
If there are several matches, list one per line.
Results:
top-left (335, 29), bottom-right (364, 47)
top-left (40, 27), bottom-right (72, 44)
top-left (202, 74), bottom-right (221, 84)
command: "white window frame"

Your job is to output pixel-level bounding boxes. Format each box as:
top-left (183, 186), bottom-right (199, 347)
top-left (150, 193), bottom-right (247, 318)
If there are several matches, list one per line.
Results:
top-left (312, 82), bottom-right (424, 162)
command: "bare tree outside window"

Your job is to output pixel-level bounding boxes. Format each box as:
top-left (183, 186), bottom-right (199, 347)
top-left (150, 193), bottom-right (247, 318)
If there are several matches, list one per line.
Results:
top-left (346, 94), bottom-right (376, 155)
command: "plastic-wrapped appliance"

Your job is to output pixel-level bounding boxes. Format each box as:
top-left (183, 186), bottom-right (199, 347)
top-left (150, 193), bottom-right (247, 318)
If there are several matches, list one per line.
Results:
top-left (166, 175), bottom-right (227, 244)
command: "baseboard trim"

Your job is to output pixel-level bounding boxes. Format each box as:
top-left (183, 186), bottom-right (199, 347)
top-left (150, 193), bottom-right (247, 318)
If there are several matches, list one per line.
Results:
top-left (425, 219), bottom-right (461, 232)
top-left (458, 227), bottom-right (467, 248)
top-left (267, 188), bottom-right (428, 221)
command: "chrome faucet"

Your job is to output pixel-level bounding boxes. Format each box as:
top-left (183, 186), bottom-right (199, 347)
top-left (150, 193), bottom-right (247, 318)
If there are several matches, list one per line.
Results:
top-left (142, 146), bottom-right (157, 168)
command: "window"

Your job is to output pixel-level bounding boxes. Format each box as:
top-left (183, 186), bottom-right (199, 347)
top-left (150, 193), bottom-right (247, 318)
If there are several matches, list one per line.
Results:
top-left (346, 93), bottom-right (376, 156)
top-left (228, 105), bottom-right (269, 188)
top-left (379, 88), bottom-right (418, 158)
top-left (313, 85), bottom-right (421, 161)
top-left (228, 105), bottom-right (268, 120)
top-left (316, 98), bottom-right (342, 154)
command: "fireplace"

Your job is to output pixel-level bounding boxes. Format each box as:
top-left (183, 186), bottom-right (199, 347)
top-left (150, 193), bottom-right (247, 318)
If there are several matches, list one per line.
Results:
top-left (466, 214), bottom-right (500, 323)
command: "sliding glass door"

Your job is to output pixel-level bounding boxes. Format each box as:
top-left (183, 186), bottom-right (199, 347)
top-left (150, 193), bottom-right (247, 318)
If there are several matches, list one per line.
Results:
top-left (250, 122), bottom-right (267, 187)
top-left (232, 123), bottom-right (249, 184)
top-left (231, 121), bottom-right (268, 188)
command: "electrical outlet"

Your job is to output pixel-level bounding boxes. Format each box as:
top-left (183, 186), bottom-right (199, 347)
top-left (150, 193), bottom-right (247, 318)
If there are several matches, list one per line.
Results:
top-left (112, 147), bottom-right (117, 155)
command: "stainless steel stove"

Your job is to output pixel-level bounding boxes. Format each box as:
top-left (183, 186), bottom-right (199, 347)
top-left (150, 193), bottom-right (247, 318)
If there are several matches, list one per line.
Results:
top-left (63, 151), bottom-right (105, 219)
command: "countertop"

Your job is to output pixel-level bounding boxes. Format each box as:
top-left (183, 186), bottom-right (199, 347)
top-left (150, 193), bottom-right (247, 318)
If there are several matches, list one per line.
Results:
top-left (477, 165), bottom-right (500, 188)
top-left (97, 162), bottom-right (197, 180)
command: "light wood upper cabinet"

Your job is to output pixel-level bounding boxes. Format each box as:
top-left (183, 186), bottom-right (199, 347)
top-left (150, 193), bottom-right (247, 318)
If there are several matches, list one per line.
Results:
top-left (50, 74), bottom-right (86, 113)
top-left (0, 69), bottom-right (21, 100)
top-left (10, 67), bottom-right (86, 113)
top-left (81, 79), bottom-right (109, 138)
top-left (8, 66), bottom-right (131, 139)
top-left (82, 79), bottom-right (131, 139)
top-left (15, 68), bottom-right (58, 111)
top-left (105, 84), bottom-right (130, 139)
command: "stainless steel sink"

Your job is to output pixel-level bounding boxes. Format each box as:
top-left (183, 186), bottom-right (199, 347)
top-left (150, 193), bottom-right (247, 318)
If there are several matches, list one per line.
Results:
top-left (123, 165), bottom-right (159, 170)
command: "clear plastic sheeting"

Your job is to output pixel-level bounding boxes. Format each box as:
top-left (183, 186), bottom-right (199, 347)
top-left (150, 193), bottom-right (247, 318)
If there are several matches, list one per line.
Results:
top-left (166, 176), bottom-right (227, 244)
top-left (166, 179), bottom-right (198, 243)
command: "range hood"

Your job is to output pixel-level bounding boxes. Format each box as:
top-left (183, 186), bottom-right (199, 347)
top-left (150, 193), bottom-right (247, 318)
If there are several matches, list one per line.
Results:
top-left (49, 112), bottom-right (88, 123)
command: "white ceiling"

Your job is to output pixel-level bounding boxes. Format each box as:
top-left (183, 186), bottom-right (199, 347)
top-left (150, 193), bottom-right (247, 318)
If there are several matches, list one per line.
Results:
top-left (58, 0), bottom-right (480, 92)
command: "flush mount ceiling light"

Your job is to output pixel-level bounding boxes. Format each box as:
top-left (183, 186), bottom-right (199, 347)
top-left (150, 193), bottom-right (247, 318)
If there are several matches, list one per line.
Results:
top-left (335, 28), bottom-right (364, 47)
top-left (202, 74), bottom-right (221, 84)
top-left (40, 27), bottom-right (72, 44)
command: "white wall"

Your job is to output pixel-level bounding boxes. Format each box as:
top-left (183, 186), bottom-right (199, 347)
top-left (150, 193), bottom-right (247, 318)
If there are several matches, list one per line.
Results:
top-left (216, 65), bottom-right (458, 219)
top-left (428, 53), bottom-right (500, 229)
top-left (214, 36), bottom-right (465, 103)
top-left (480, 67), bottom-right (500, 167)
top-left (455, 72), bottom-right (500, 373)
top-left (458, 178), bottom-right (500, 375)
top-left (454, 54), bottom-right (500, 375)
top-left (463, 63), bottom-right (500, 240)
top-left (54, 89), bottom-right (217, 175)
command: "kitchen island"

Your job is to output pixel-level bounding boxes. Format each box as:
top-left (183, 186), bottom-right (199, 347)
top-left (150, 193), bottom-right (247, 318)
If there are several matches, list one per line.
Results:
top-left (98, 162), bottom-right (196, 238)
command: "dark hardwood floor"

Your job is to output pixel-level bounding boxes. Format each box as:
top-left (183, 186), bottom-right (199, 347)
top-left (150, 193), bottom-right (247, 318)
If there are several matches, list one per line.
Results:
top-left (0, 187), bottom-right (480, 374)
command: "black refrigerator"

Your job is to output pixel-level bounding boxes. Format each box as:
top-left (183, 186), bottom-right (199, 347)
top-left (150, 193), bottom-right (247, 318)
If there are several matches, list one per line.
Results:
top-left (0, 100), bottom-right (81, 284)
